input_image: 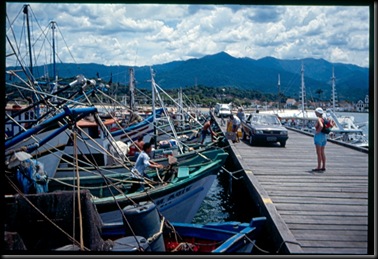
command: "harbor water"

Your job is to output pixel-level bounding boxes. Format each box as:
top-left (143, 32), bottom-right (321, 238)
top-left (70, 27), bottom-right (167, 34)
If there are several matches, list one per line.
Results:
top-left (191, 145), bottom-right (275, 254)
top-left (192, 158), bottom-right (259, 224)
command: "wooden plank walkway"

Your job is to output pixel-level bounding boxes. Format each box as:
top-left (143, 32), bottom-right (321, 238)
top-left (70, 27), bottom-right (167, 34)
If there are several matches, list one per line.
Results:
top-left (215, 117), bottom-right (369, 254)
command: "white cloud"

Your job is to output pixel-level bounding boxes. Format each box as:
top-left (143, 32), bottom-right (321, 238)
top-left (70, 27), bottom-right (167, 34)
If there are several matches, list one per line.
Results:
top-left (5, 3), bottom-right (370, 68)
top-left (329, 47), bottom-right (350, 64)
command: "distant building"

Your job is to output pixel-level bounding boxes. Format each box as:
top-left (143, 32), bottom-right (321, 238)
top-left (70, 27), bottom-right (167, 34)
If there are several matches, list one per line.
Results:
top-left (355, 100), bottom-right (365, 112)
top-left (364, 95), bottom-right (369, 111)
top-left (285, 98), bottom-right (296, 108)
top-left (250, 99), bottom-right (261, 108)
top-left (354, 96), bottom-right (368, 112)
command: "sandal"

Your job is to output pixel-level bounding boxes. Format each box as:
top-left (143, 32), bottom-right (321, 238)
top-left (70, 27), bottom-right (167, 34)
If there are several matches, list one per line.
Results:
top-left (320, 168), bottom-right (326, 171)
top-left (312, 168), bottom-right (321, 171)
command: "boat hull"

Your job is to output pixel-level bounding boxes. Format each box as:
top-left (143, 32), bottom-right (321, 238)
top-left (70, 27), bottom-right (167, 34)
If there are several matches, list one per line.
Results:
top-left (6, 128), bottom-right (70, 177)
top-left (101, 212), bottom-right (267, 253)
top-left (49, 150), bottom-right (228, 223)
top-left (93, 158), bottom-right (224, 222)
top-left (54, 146), bottom-right (220, 178)
top-left (100, 173), bottom-right (216, 223)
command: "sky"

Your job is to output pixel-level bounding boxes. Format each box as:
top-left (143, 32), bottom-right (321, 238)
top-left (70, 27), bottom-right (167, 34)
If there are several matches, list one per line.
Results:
top-left (5, 3), bottom-right (371, 69)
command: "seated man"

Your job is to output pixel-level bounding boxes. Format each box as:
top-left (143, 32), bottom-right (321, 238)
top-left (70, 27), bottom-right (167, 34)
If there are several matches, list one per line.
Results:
top-left (130, 142), bottom-right (164, 192)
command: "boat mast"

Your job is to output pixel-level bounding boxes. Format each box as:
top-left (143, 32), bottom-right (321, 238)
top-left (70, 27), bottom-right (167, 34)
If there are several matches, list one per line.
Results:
top-left (277, 73), bottom-right (281, 111)
top-left (331, 66), bottom-right (337, 111)
top-left (23, 4), bottom-right (40, 118)
top-left (23, 5), bottom-right (33, 78)
top-left (50, 21), bottom-right (58, 103)
top-left (150, 67), bottom-right (157, 148)
top-left (300, 62), bottom-right (306, 117)
top-left (129, 67), bottom-right (135, 110)
top-left (51, 21), bottom-right (57, 84)
top-left (178, 87), bottom-right (183, 127)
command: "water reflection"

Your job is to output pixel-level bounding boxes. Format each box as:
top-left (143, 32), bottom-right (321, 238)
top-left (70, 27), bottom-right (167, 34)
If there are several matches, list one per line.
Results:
top-left (192, 168), bottom-right (259, 224)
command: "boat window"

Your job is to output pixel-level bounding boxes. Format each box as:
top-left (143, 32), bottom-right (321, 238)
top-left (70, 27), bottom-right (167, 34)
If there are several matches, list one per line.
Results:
top-left (88, 126), bottom-right (100, 138)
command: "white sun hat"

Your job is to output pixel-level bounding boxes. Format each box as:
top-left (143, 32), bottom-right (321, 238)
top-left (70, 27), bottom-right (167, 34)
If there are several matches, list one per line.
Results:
top-left (315, 107), bottom-right (324, 115)
top-left (7, 151), bottom-right (32, 169)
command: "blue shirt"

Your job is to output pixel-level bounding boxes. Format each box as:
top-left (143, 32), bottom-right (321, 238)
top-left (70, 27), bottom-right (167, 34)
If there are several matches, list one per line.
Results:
top-left (133, 151), bottom-right (150, 176)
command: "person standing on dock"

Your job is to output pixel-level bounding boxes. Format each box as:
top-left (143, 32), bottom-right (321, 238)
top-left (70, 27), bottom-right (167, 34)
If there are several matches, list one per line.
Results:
top-left (230, 114), bottom-right (241, 143)
top-left (236, 107), bottom-right (246, 122)
top-left (313, 107), bottom-right (327, 172)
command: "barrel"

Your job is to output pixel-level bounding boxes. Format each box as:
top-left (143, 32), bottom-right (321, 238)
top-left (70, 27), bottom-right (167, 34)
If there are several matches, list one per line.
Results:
top-left (122, 201), bottom-right (166, 252)
top-left (111, 236), bottom-right (149, 252)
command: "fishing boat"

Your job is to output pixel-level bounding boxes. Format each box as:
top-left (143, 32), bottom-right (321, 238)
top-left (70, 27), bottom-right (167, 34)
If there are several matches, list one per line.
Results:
top-left (100, 201), bottom-right (267, 253)
top-left (162, 218), bottom-right (266, 253)
top-left (48, 147), bottom-right (228, 223)
top-left (52, 69), bottom-right (220, 174)
top-left (5, 106), bottom-right (98, 177)
top-left (4, 191), bottom-right (266, 253)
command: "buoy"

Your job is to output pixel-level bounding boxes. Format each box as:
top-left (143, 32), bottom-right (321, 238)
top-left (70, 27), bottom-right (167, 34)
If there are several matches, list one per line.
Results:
top-left (122, 201), bottom-right (166, 252)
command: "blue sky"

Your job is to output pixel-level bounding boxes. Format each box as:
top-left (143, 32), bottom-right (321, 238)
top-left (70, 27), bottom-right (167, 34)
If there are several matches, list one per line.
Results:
top-left (6, 3), bottom-right (370, 68)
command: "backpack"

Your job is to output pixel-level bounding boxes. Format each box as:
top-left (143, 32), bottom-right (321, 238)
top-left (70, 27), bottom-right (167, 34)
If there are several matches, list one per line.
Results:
top-left (321, 118), bottom-right (333, 134)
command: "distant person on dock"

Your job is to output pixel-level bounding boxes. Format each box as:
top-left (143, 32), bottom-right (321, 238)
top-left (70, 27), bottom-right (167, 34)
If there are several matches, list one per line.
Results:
top-left (200, 118), bottom-right (217, 144)
top-left (313, 107), bottom-right (327, 172)
top-left (220, 114), bottom-right (226, 126)
top-left (236, 107), bottom-right (246, 122)
top-left (230, 114), bottom-right (241, 143)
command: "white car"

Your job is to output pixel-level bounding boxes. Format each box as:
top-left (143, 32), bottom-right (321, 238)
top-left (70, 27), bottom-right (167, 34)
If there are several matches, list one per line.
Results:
top-left (215, 104), bottom-right (232, 118)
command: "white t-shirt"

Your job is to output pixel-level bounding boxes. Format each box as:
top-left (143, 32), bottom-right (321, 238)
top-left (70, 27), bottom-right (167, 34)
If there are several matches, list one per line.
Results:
top-left (232, 116), bottom-right (241, 126)
top-left (133, 151), bottom-right (150, 176)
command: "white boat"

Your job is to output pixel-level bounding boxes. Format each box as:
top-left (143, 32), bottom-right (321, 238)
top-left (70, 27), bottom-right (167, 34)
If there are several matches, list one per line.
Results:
top-left (263, 65), bottom-right (368, 149)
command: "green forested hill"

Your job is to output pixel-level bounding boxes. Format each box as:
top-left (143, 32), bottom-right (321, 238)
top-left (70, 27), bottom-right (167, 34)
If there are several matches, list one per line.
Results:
top-left (6, 52), bottom-right (369, 102)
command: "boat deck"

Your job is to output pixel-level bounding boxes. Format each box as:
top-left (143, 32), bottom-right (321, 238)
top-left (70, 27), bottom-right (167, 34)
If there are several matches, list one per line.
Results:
top-left (215, 117), bottom-right (371, 254)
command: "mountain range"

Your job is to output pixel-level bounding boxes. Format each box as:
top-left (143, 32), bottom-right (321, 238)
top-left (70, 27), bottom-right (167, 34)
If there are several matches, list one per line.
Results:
top-left (7, 51), bottom-right (369, 102)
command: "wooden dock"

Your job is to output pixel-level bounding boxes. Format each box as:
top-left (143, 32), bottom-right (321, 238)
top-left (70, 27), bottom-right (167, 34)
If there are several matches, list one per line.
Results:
top-left (215, 117), bottom-right (371, 254)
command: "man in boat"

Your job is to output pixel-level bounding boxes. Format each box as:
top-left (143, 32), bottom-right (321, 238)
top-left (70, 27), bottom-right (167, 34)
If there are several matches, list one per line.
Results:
top-left (130, 142), bottom-right (164, 192)
top-left (200, 118), bottom-right (217, 145)
top-left (129, 111), bottom-right (143, 125)
top-left (134, 135), bottom-right (145, 152)
top-left (134, 142), bottom-right (164, 176)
